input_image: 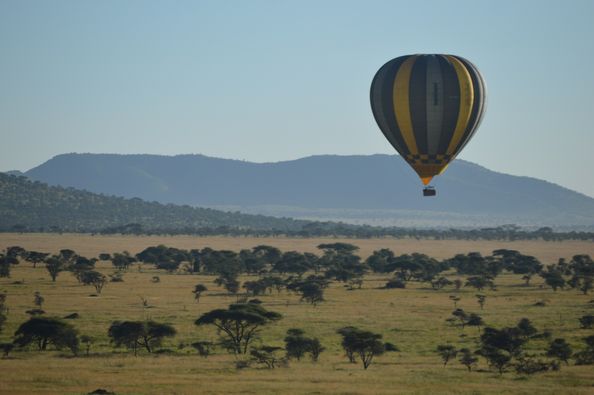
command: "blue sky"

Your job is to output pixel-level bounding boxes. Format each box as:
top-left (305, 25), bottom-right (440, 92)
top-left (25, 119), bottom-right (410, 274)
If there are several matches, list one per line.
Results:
top-left (1, 0), bottom-right (593, 196)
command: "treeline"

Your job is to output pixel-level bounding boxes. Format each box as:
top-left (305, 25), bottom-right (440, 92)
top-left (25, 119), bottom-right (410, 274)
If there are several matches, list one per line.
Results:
top-left (2, 243), bottom-right (594, 298)
top-left (96, 223), bottom-right (594, 241)
top-left (0, 173), bottom-right (307, 233)
top-left (2, 173), bottom-right (594, 240)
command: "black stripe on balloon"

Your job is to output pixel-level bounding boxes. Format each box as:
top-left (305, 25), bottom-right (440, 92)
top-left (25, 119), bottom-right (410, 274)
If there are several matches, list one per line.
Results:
top-left (370, 56), bottom-right (411, 156)
top-left (453, 56), bottom-right (486, 154)
top-left (370, 60), bottom-right (398, 151)
top-left (436, 55), bottom-right (460, 154)
top-left (408, 55), bottom-right (428, 154)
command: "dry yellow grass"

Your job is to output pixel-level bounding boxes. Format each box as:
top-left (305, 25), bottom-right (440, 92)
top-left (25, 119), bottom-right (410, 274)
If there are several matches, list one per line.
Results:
top-left (0, 234), bottom-right (593, 394)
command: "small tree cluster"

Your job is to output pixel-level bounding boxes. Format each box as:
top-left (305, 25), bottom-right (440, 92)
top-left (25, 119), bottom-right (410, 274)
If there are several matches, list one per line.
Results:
top-left (337, 327), bottom-right (396, 369)
top-left (108, 320), bottom-right (176, 355)
top-left (250, 346), bottom-right (286, 369)
top-left (284, 328), bottom-right (325, 362)
top-left (574, 336), bottom-right (594, 365)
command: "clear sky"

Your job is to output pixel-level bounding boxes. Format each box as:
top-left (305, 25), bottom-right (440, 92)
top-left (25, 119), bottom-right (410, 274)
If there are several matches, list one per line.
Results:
top-left (1, 0), bottom-right (593, 196)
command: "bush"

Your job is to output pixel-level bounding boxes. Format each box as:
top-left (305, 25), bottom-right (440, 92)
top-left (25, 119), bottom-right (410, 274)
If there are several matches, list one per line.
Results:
top-left (514, 357), bottom-right (556, 374)
top-left (579, 315), bottom-right (594, 329)
top-left (0, 342), bottom-right (14, 357)
top-left (191, 341), bottom-right (213, 357)
top-left (385, 279), bottom-right (406, 289)
top-left (109, 273), bottom-right (124, 282)
top-left (250, 346), bottom-right (286, 369)
top-left (108, 320), bottom-right (176, 355)
top-left (235, 360), bottom-right (250, 369)
top-left (574, 336), bottom-right (594, 365)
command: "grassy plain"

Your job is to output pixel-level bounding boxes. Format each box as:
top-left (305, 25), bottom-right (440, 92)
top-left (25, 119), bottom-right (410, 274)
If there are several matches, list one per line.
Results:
top-left (0, 234), bottom-right (593, 395)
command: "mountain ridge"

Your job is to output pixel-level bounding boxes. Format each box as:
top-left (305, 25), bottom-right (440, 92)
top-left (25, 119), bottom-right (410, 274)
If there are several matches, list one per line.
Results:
top-left (22, 153), bottom-right (594, 228)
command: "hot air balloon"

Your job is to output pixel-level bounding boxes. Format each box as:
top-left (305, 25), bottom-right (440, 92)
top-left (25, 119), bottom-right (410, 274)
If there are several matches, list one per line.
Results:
top-left (370, 54), bottom-right (486, 196)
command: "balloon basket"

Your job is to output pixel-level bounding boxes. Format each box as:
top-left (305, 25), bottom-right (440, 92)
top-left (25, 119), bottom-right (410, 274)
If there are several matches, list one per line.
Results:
top-left (423, 187), bottom-right (436, 197)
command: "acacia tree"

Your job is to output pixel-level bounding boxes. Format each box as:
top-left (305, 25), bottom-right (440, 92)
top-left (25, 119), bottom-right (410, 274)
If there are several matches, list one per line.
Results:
top-left (58, 249), bottom-right (77, 263)
top-left (192, 284), bottom-right (208, 302)
top-left (458, 348), bottom-right (479, 371)
top-left (45, 256), bottom-right (66, 282)
top-left (547, 338), bottom-right (572, 365)
top-left (540, 264), bottom-right (566, 291)
top-left (195, 303), bottom-right (282, 354)
top-left (337, 326), bottom-right (358, 363)
top-left (284, 329), bottom-right (309, 360)
top-left (337, 327), bottom-right (393, 369)
top-left (25, 251), bottom-right (49, 268)
top-left (273, 251), bottom-right (313, 275)
top-left (80, 335), bottom-right (93, 356)
top-left (579, 315), bottom-right (594, 329)
top-left (33, 291), bottom-right (44, 309)
top-left (5, 246), bottom-right (26, 259)
top-left (252, 245), bottom-right (281, 268)
top-left (466, 313), bottom-right (485, 333)
top-left (478, 324), bottom-right (527, 374)
top-left (0, 254), bottom-right (16, 278)
top-left (108, 320), bottom-right (176, 355)
top-left (13, 317), bottom-right (79, 355)
top-left (475, 294), bottom-right (486, 309)
top-left (299, 282), bottom-right (324, 306)
top-left (80, 271), bottom-right (108, 294)
top-left (565, 255), bottom-right (594, 294)
top-left (451, 309), bottom-right (468, 329)
top-left (250, 345), bottom-right (285, 369)
top-left (465, 276), bottom-right (495, 291)
top-left (191, 341), bottom-right (213, 357)
top-left (284, 328), bottom-right (325, 362)
top-left (243, 279), bottom-right (268, 296)
top-left (574, 336), bottom-right (594, 365)
top-left (70, 256), bottom-right (96, 283)
top-left (437, 344), bottom-right (458, 367)
top-left (516, 318), bottom-right (538, 340)
top-left (365, 249), bottom-right (394, 273)
top-left (238, 249), bottom-right (266, 275)
top-left (214, 270), bottom-right (240, 296)
top-left (112, 253), bottom-right (134, 271)
top-left (493, 250), bottom-right (542, 286)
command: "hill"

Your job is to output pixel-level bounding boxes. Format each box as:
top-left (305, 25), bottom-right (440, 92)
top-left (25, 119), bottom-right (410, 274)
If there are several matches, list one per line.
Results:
top-left (23, 153), bottom-right (594, 228)
top-left (0, 172), bottom-right (308, 233)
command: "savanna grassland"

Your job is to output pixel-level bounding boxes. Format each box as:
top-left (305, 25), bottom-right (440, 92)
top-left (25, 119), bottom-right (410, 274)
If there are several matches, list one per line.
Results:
top-left (1, 234), bottom-right (593, 395)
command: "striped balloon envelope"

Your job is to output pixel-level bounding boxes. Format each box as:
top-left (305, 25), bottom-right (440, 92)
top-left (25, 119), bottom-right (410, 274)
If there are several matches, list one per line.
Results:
top-left (370, 54), bottom-right (486, 191)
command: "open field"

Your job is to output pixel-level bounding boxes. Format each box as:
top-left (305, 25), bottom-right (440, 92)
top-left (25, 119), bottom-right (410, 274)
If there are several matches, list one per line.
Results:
top-left (0, 234), bottom-right (593, 394)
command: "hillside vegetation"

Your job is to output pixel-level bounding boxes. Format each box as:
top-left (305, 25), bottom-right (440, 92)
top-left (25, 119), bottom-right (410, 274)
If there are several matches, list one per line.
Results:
top-left (3, 173), bottom-right (594, 241)
top-left (0, 173), bottom-right (307, 233)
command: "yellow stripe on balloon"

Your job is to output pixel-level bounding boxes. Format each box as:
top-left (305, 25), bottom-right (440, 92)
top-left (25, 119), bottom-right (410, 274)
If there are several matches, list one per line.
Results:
top-left (393, 56), bottom-right (419, 155)
top-left (445, 55), bottom-right (474, 155)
